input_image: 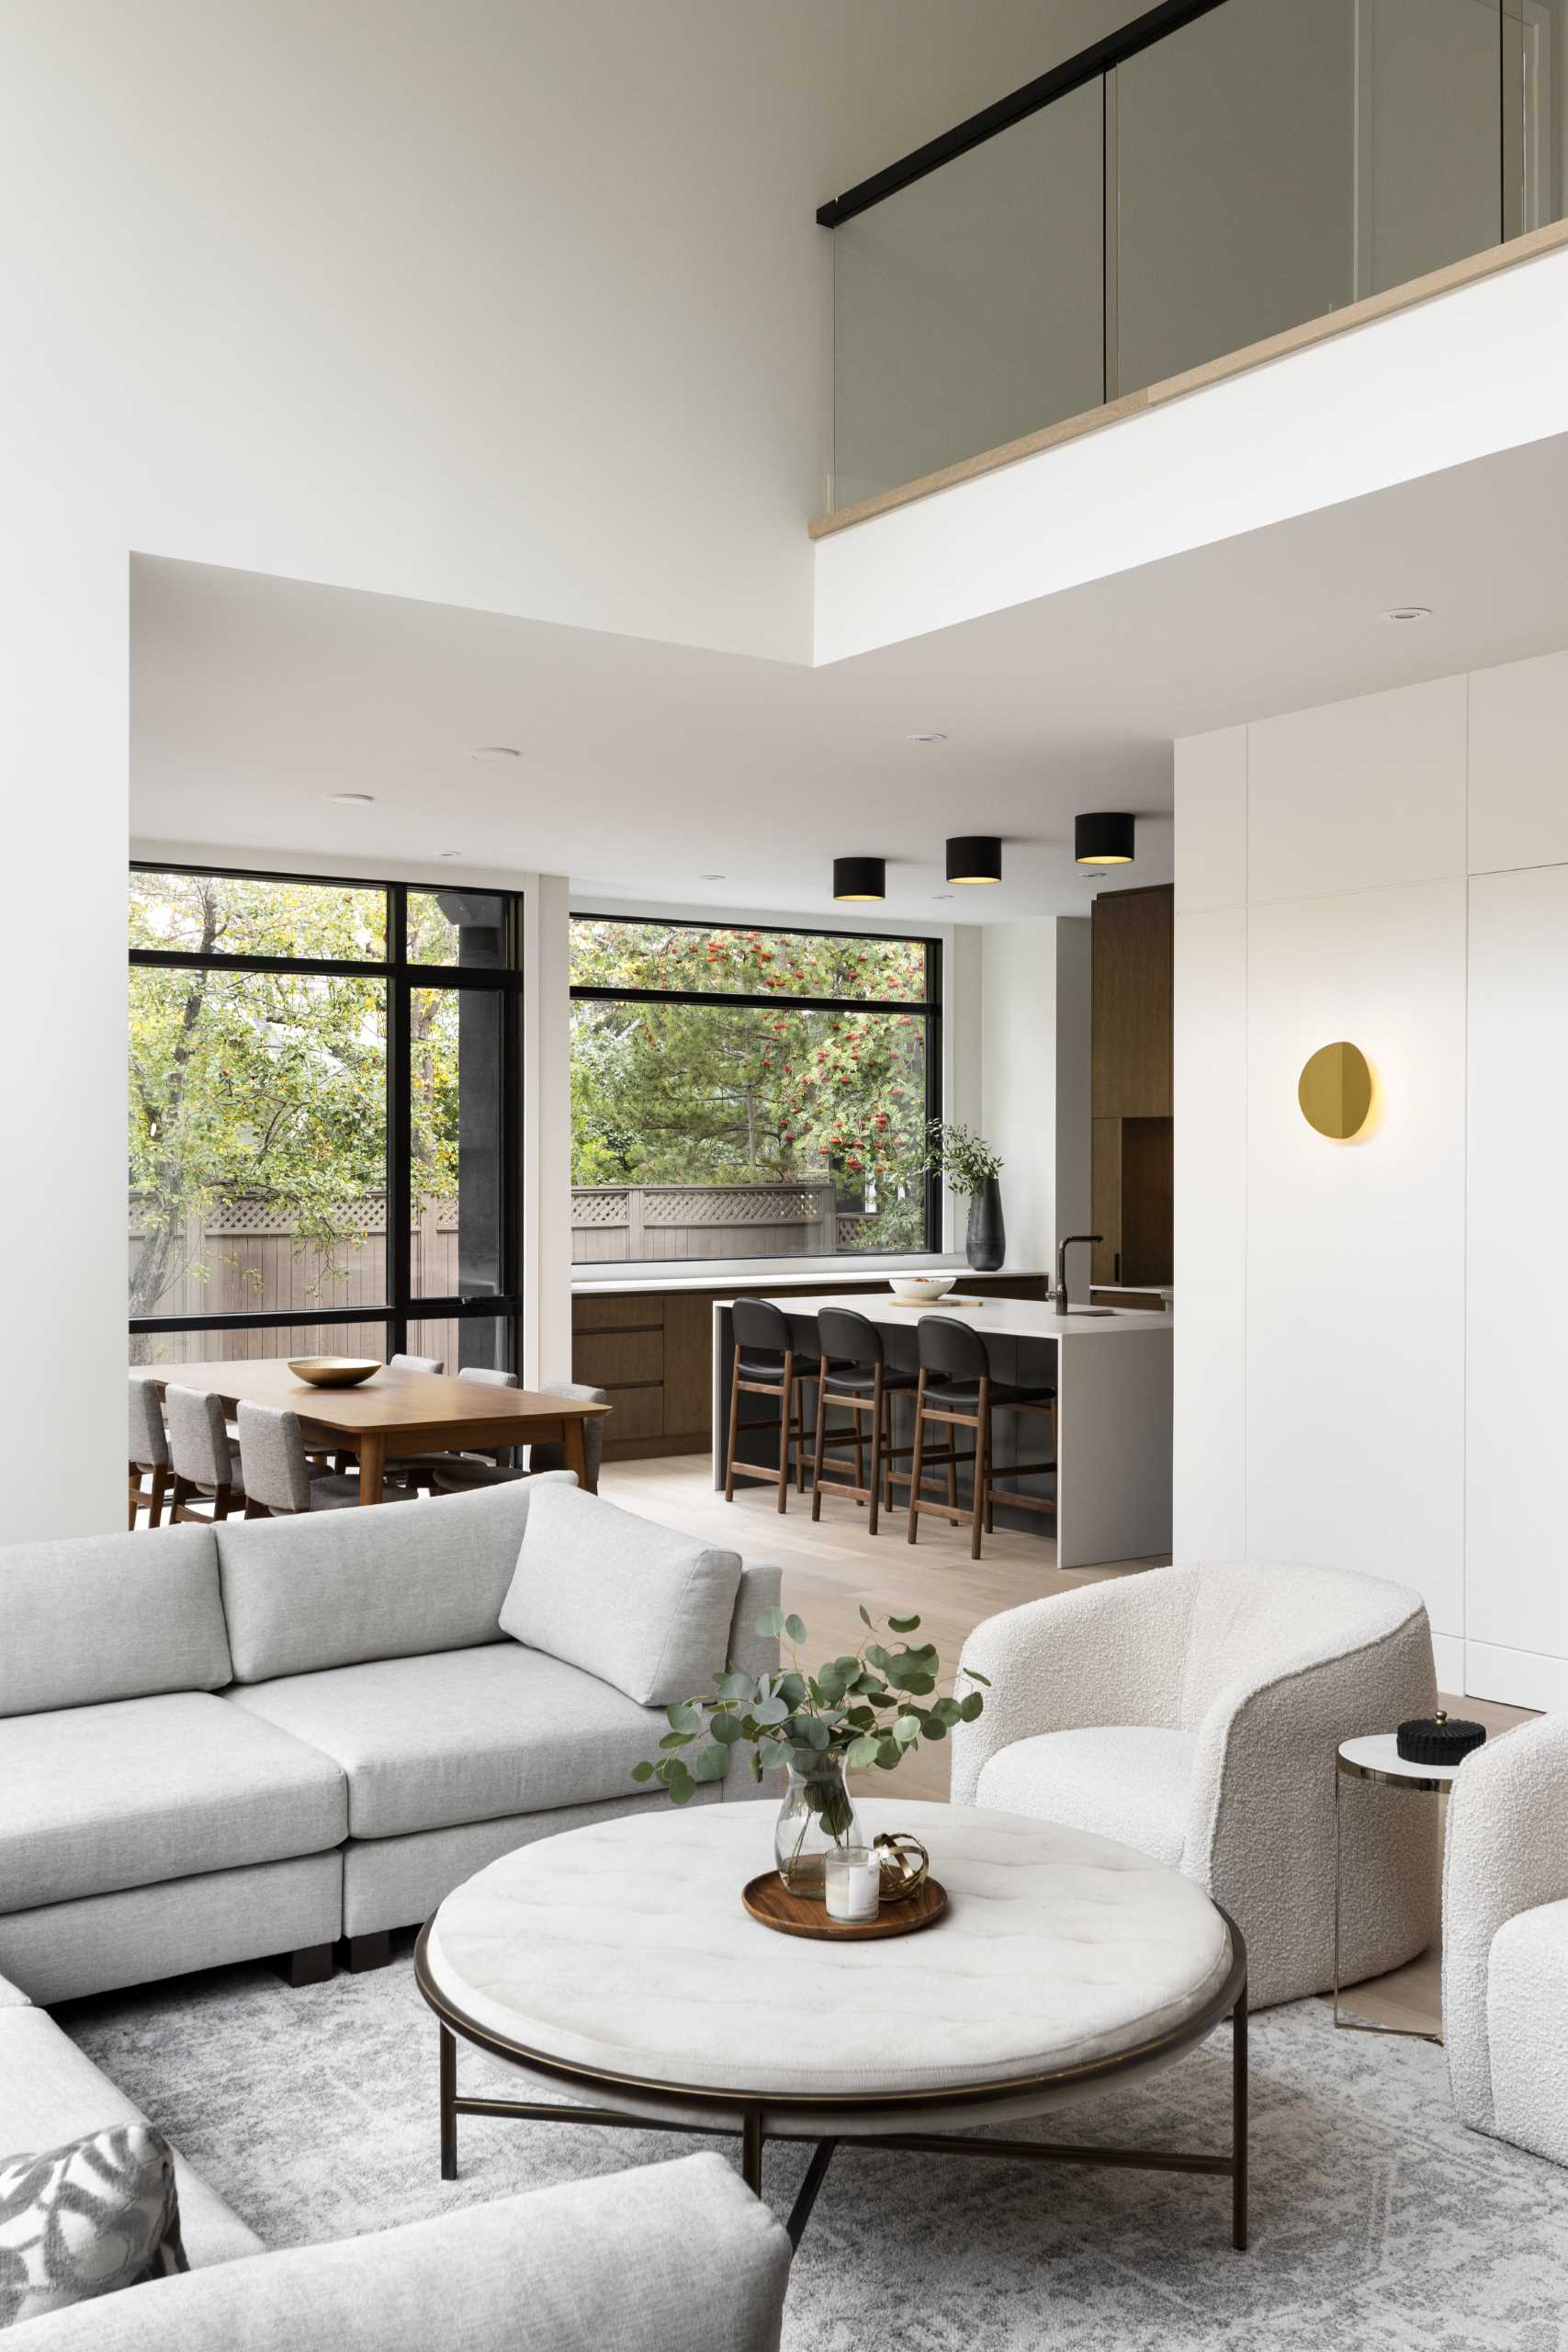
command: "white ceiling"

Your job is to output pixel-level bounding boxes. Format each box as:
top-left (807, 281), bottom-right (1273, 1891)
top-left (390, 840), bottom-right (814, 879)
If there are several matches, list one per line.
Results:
top-left (130, 427), bottom-right (1568, 924)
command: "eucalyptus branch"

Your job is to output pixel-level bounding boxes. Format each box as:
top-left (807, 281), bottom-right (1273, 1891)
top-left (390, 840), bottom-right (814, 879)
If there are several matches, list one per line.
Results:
top-left (632, 1607), bottom-right (988, 1806)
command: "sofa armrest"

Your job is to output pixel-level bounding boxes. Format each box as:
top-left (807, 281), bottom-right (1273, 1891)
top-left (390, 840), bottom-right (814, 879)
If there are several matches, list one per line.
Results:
top-left (1444, 1713), bottom-right (1568, 2130)
top-left (718, 1558), bottom-right (781, 1803)
top-left (950, 1575), bottom-right (1196, 1807)
top-left (17, 2154), bottom-right (791, 2352)
top-left (1185, 1604), bottom-right (1438, 2007)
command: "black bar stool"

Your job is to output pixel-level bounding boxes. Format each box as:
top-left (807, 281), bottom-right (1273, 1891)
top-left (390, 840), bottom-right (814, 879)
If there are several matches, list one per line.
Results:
top-left (809, 1308), bottom-right (919, 1535)
top-left (723, 1298), bottom-right (817, 1513)
top-left (907, 1315), bottom-right (1056, 1561)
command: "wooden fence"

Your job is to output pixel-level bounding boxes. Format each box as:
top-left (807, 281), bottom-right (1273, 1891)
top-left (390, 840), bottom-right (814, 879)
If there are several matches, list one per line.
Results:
top-left (129, 1183), bottom-right (871, 1361)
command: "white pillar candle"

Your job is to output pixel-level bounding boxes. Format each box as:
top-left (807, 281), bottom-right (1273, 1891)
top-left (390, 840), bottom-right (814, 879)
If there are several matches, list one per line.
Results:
top-left (824, 1846), bottom-right (880, 1924)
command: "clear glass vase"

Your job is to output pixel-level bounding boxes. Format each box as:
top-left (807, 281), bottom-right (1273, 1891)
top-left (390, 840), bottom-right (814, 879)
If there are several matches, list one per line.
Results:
top-left (774, 1755), bottom-right (863, 1895)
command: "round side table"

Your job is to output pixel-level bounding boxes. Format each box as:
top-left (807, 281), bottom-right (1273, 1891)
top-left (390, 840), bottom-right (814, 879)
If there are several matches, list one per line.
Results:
top-left (1335, 1733), bottom-right (1467, 2045)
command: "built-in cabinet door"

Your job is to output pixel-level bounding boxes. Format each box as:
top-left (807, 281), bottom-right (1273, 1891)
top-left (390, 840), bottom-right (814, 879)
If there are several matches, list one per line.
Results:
top-left (1091, 884), bottom-right (1173, 1286)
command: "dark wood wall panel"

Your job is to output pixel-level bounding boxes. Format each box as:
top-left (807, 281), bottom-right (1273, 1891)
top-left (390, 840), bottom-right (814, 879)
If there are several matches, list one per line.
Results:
top-left (1090, 884), bottom-right (1173, 1291)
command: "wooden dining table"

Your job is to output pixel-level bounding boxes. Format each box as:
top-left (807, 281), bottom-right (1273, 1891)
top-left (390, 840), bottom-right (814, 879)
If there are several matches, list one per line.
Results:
top-left (148, 1360), bottom-right (609, 1504)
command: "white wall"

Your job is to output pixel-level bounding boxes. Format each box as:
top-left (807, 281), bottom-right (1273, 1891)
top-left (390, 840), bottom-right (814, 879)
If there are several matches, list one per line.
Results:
top-left (1175, 648), bottom-right (1568, 1706)
top-left (978, 918), bottom-right (1090, 1275)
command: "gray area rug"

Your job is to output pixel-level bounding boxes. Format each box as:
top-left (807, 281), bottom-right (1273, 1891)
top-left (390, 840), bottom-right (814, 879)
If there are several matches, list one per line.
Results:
top-left (61, 1939), bottom-right (1568, 2349)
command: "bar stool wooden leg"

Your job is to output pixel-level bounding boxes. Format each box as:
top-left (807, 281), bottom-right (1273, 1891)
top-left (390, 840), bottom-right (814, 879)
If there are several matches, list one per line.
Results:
top-left (724, 1342), bottom-right (742, 1502)
top-left (907, 1373), bottom-right (927, 1545)
top-left (970, 1379), bottom-right (989, 1562)
top-left (794, 1374), bottom-right (810, 1493)
top-left (867, 1367), bottom-right (885, 1536)
top-left (775, 1350), bottom-right (794, 1512)
top-left (810, 1357), bottom-right (830, 1521)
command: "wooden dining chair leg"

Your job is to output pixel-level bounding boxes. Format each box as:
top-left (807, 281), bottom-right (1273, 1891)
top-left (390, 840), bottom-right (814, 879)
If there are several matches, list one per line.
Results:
top-left (148, 1464), bottom-right (170, 1529)
top-left (867, 1369), bottom-right (884, 1536)
top-left (907, 1374), bottom-right (927, 1545)
top-left (775, 1351), bottom-right (793, 1514)
top-left (725, 1343), bottom-right (742, 1502)
top-left (128, 1473), bottom-right (140, 1533)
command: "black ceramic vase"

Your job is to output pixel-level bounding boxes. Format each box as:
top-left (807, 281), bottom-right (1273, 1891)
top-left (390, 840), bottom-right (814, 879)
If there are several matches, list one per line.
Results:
top-left (965, 1178), bottom-right (1005, 1272)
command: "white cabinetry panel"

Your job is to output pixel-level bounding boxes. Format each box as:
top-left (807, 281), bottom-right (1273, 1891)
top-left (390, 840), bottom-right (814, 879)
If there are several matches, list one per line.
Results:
top-left (1173, 906), bottom-right (1247, 1556)
top-left (1466, 865), bottom-right (1568, 1682)
top-left (1468, 649), bottom-right (1568, 876)
top-left (1245, 879), bottom-right (1466, 1638)
top-left (1247, 675), bottom-right (1465, 905)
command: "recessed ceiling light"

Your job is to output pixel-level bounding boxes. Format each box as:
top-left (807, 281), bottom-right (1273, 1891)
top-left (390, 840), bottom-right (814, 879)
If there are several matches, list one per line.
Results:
top-left (1382, 605), bottom-right (1431, 624)
top-left (701, 872), bottom-right (726, 880)
top-left (908, 730), bottom-right (947, 744)
top-left (330, 792), bottom-right (374, 805)
top-left (468, 744), bottom-right (521, 762)
top-left (438, 851), bottom-right (463, 860)
top-left (931, 891), bottom-right (954, 900)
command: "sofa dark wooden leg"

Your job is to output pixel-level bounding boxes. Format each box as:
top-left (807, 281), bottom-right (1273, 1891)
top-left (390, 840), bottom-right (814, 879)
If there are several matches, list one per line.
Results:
top-left (343, 1930), bottom-right (393, 1973)
top-left (276, 1942), bottom-right (335, 1987)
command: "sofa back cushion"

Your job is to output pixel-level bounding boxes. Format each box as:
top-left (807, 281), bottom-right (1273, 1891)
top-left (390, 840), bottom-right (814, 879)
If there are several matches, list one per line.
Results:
top-left (217, 1475), bottom-right (578, 1684)
top-left (500, 1481), bottom-right (741, 1707)
top-left (0, 1527), bottom-right (231, 1718)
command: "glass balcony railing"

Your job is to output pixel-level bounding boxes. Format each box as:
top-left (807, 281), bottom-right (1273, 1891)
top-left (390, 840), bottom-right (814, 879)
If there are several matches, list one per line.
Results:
top-left (821, 0), bottom-right (1558, 514)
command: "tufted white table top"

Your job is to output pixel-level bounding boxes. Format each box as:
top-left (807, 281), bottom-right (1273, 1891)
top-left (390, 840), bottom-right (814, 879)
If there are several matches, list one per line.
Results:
top-left (423, 1799), bottom-right (1235, 2103)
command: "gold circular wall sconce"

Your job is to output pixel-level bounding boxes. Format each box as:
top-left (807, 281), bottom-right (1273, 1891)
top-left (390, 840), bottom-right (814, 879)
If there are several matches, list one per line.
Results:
top-left (1298, 1041), bottom-right (1373, 1140)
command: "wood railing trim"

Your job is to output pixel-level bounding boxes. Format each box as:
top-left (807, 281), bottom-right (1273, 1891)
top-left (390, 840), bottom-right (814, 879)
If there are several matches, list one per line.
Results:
top-left (809, 217), bottom-right (1568, 541)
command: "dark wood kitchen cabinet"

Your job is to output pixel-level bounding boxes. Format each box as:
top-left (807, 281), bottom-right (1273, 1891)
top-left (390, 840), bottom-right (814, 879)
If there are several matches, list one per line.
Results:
top-left (1090, 883), bottom-right (1173, 1289)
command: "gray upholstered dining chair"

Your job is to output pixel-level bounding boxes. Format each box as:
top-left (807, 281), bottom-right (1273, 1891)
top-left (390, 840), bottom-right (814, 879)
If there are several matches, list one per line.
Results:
top-left (395, 1363), bottom-right (516, 1492)
top-left (237, 1400), bottom-right (413, 1513)
top-left (128, 1374), bottom-right (172, 1530)
top-left (427, 1374), bottom-right (609, 1497)
top-left (389, 1351), bottom-right (444, 1374)
top-left (164, 1384), bottom-right (246, 1522)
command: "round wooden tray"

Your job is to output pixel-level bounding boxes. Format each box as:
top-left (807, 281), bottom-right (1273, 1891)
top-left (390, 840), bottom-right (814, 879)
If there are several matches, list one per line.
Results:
top-left (741, 1870), bottom-right (948, 1942)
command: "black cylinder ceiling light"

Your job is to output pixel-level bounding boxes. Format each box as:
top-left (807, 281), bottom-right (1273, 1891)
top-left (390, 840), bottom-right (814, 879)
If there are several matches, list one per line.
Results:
top-left (832, 855), bottom-right (886, 902)
top-left (1075, 811), bottom-right (1135, 866)
top-left (945, 835), bottom-right (1002, 886)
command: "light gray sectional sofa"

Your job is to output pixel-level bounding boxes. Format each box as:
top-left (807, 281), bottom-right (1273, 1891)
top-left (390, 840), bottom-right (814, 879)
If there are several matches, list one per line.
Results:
top-left (0, 1970), bottom-right (789, 2347)
top-left (0, 1476), bottom-right (779, 2003)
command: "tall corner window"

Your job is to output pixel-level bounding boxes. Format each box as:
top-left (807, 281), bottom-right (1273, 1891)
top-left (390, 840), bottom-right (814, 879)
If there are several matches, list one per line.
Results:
top-left (129, 866), bottom-right (523, 1372)
top-left (568, 917), bottom-right (940, 1266)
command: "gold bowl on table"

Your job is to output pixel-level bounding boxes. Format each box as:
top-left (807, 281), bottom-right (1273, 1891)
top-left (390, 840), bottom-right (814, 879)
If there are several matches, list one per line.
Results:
top-left (287, 1357), bottom-right (380, 1388)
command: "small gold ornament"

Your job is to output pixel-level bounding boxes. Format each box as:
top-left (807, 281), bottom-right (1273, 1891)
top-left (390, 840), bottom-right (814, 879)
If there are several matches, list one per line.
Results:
top-left (874, 1831), bottom-right (931, 1905)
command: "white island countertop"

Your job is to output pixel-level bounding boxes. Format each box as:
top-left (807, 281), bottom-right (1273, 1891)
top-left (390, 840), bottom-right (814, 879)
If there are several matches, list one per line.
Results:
top-left (724, 1290), bottom-right (1171, 1338)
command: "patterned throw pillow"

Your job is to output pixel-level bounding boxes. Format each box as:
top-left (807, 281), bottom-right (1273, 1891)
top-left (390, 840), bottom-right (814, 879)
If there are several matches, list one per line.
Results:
top-left (0, 2123), bottom-right (188, 2329)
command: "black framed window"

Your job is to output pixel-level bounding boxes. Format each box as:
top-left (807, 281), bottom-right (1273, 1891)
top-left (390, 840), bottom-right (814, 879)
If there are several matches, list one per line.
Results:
top-left (129, 865), bottom-right (523, 1372)
top-left (569, 916), bottom-right (940, 1266)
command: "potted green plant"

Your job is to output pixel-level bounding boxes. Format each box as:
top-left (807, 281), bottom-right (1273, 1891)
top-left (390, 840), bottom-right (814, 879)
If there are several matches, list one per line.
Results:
top-left (634, 1607), bottom-right (987, 1893)
top-left (919, 1117), bottom-right (1005, 1272)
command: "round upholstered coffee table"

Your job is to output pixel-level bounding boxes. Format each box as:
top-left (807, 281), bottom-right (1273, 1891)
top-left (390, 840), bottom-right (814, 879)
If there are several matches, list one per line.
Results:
top-left (415, 1798), bottom-right (1249, 2249)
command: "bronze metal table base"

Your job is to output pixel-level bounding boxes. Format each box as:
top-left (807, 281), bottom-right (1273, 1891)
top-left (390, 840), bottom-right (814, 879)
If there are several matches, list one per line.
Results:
top-left (417, 1914), bottom-right (1250, 2254)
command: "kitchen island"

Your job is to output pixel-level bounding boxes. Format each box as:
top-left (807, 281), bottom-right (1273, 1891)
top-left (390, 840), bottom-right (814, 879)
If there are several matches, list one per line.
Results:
top-left (712, 1290), bottom-right (1172, 1569)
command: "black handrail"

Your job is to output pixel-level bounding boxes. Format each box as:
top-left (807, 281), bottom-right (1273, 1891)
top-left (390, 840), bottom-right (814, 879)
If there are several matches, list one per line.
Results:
top-left (816, 0), bottom-right (1230, 228)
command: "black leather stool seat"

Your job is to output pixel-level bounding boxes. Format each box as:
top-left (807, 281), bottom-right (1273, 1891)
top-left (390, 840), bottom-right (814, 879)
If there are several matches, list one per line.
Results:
top-left (927, 1377), bottom-right (1055, 1411)
top-left (737, 1351), bottom-right (800, 1381)
top-left (821, 1362), bottom-right (919, 1396)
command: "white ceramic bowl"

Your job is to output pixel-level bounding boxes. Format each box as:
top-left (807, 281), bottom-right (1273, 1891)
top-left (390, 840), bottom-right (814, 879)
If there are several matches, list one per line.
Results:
top-left (886, 1273), bottom-right (958, 1305)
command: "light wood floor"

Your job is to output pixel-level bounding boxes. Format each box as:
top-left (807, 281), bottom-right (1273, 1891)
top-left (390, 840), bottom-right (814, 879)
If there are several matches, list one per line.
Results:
top-left (602, 1453), bottom-right (1532, 2040)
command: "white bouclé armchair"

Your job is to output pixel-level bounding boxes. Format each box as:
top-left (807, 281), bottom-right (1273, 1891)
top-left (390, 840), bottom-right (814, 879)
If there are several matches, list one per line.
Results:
top-left (1444, 1711), bottom-right (1568, 2165)
top-left (950, 1560), bottom-right (1440, 2008)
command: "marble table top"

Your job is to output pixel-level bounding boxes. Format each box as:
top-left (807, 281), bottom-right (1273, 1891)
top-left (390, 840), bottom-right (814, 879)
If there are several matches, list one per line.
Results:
top-left (423, 1799), bottom-right (1234, 2103)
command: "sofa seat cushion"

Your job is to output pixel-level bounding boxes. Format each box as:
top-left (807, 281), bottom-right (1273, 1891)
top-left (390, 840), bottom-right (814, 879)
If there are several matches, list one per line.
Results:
top-left (974, 1725), bottom-right (1197, 1870)
top-left (227, 1646), bottom-right (671, 1840)
top-left (0, 1694), bottom-right (346, 1914)
top-left (0, 2007), bottom-right (261, 2268)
